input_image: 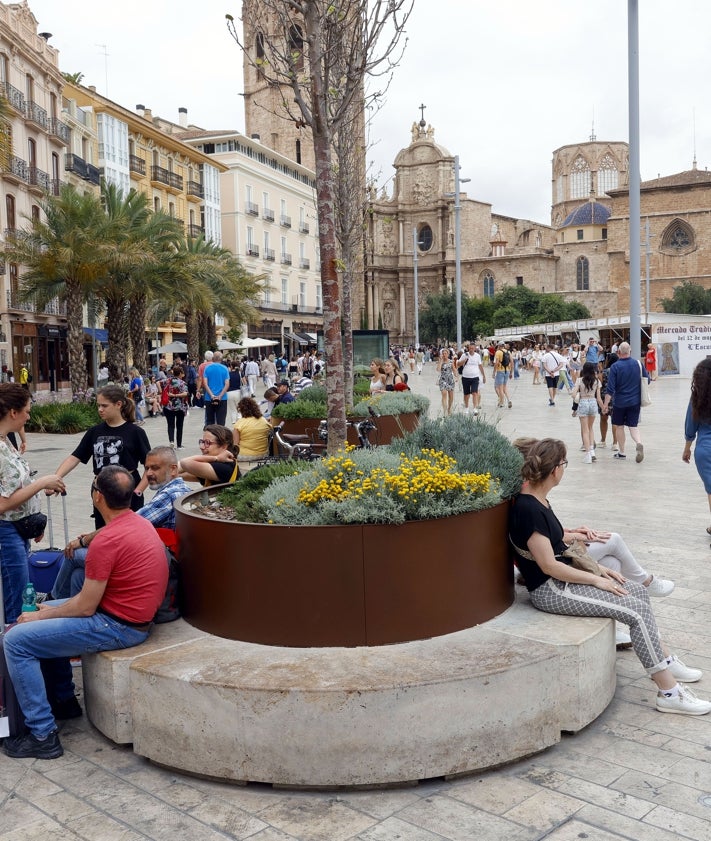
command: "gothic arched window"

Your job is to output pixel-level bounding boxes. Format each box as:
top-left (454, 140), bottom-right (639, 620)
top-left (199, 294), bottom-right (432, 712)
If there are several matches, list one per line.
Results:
top-left (482, 270), bottom-right (495, 299)
top-left (597, 153), bottom-right (619, 195)
top-left (660, 219), bottom-right (695, 255)
top-left (576, 256), bottom-right (589, 291)
top-left (570, 156), bottom-right (591, 200)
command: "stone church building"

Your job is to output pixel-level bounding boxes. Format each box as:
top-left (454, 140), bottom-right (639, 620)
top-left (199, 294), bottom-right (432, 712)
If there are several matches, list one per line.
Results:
top-left (364, 120), bottom-right (711, 343)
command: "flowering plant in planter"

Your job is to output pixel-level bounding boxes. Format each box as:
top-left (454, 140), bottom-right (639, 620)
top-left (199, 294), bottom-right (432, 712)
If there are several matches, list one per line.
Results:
top-left (261, 446), bottom-right (498, 526)
top-left (215, 414), bottom-right (522, 526)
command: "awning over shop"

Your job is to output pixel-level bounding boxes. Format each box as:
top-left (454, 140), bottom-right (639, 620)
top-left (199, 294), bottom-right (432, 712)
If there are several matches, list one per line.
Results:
top-left (296, 332), bottom-right (315, 344)
top-left (83, 328), bottom-right (108, 347)
top-left (283, 330), bottom-right (305, 344)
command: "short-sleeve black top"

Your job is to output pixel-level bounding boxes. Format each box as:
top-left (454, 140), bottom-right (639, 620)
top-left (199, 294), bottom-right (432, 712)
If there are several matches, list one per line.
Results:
top-left (71, 421), bottom-right (151, 485)
top-left (508, 493), bottom-right (570, 591)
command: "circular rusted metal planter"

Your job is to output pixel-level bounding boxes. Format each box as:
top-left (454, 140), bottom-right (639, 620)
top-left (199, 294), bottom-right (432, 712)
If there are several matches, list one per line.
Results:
top-left (175, 489), bottom-right (513, 647)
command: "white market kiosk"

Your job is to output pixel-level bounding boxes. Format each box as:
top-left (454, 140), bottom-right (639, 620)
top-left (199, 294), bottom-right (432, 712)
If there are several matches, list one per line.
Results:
top-left (494, 313), bottom-right (711, 378)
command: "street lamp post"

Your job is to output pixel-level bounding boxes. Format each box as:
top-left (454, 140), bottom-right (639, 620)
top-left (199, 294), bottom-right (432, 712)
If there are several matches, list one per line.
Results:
top-left (412, 227), bottom-right (420, 349)
top-left (628, 0), bottom-right (641, 358)
top-left (453, 155), bottom-right (470, 350)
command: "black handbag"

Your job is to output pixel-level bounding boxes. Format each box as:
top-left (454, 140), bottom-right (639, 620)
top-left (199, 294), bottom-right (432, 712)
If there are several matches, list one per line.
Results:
top-left (12, 512), bottom-right (47, 540)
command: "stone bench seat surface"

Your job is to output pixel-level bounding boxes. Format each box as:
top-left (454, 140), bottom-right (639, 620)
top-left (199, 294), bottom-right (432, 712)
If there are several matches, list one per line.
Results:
top-left (82, 597), bottom-right (616, 786)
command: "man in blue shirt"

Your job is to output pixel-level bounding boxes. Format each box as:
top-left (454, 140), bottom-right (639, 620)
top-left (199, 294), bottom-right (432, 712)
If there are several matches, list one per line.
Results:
top-left (602, 342), bottom-right (644, 462)
top-left (202, 351), bottom-right (230, 426)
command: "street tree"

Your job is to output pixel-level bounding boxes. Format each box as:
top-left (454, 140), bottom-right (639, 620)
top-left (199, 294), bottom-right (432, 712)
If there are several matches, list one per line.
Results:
top-left (227, 0), bottom-right (413, 450)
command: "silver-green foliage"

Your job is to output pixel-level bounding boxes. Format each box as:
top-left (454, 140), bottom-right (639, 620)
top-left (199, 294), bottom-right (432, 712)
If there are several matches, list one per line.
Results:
top-left (351, 391), bottom-right (430, 417)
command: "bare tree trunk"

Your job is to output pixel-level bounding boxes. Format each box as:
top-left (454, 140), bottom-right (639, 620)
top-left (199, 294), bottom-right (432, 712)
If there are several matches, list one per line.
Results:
top-left (185, 310), bottom-right (200, 361)
top-left (105, 296), bottom-right (128, 377)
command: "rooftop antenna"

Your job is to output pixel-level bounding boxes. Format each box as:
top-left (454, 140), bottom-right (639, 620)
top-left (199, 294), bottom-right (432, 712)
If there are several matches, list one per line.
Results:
top-left (590, 107), bottom-right (596, 142)
top-left (96, 44), bottom-right (109, 96)
top-left (692, 107), bottom-right (697, 170)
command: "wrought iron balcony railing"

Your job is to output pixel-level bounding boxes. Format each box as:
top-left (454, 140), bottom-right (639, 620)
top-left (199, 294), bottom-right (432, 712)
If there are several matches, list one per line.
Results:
top-left (281, 253), bottom-right (292, 265)
top-left (151, 166), bottom-right (183, 191)
top-left (65, 153), bottom-right (88, 179)
top-left (280, 215), bottom-right (292, 228)
top-left (299, 258), bottom-right (310, 270)
top-left (129, 154), bottom-right (146, 175)
top-left (86, 165), bottom-right (101, 186)
top-left (48, 118), bottom-right (70, 143)
top-left (247, 245), bottom-right (260, 257)
top-left (3, 156), bottom-right (28, 182)
top-left (3, 82), bottom-right (25, 112)
top-left (188, 224), bottom-right (204, 238)
top-left (245, 202), bottom-right (259, 216)
top-left (264, 248), bottom-right (275, 261)
top-left (262, 207), bottom-right (275, 222)
top-left (25, 100), bottom-right (48, 129)
top-left (187, 180), bottom-right (203, 198)
top-left (28, 166), bottom-right (50, 191)
top-left (299, 222), bottom-right (310, 234)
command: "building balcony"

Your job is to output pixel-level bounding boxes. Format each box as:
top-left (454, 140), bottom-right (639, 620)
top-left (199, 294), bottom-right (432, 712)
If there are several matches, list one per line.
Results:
top-left (3, 81), bottom-right (25, 114)
top-left (247, 245), bottom-right (260, 257)
top-left (3, 227), bottom-right (18, 241)
top-left (1, 155), bottom-right (28, 185)
top-left (28, 166), bottom-right (50, 193)
top-left (25, 100), bottom-right (48, 130)
top-left (299, 258), bottom-right (310, 270)
top-left (264, 248), bottom-right (275, 261)
top-left (7, 290), bottom-right (34, 313)
top-left (85, 164), bottom-right (101, 186)
top-left (245, 201), bottom-right (259, 216)
top-left (65, 153), bottom-right (88, 179)
top-left (281, 253), bottom-right (292, 265)
top-left (188, 224), bottom-right (204, 238)
top-left (43, 296), bottom-right (66, 316)
top-left (48, 118), bottom-right (70, 144)
top-left (150, 165), bottom-right (183, 193)
top-left (50, 179), bottom-right (62, 196)
top-left (256, 300), bottom-right (324, 316)
top-left (262, 207), bottom-right (275, 222)
top-left (129, 154), bottom-right (146, 176)
top-left (187, 180), bottom-right (204, 200)
top-left (280, 215), bottom-right (292, 228)
top-left (299, 222), bottom-right (310, 234)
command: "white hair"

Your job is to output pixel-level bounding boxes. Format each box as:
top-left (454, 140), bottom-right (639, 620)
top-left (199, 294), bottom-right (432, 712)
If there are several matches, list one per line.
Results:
top-left (204, 351), bottom-right (214, 361)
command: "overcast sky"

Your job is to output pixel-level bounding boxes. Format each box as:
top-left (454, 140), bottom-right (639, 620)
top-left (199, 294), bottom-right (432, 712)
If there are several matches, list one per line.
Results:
top-left (27, 0), bottom-right (711, 223)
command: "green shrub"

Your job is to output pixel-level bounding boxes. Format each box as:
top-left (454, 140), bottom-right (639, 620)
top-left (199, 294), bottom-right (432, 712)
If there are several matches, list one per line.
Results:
top-left (390, 414), bottom-right (523, 500)
top-left (27, 402), bottom-right (100, 434)
top-left (353, 378), bottom-right (371, 397)
top-left (216, 459), bottom-right (309, 522)
top-left (351, 391), bottom-right (430, 417)
top-left (271, 398), bottom-right (327, 420)
top-left (297, 384), bottom-right (326, 403)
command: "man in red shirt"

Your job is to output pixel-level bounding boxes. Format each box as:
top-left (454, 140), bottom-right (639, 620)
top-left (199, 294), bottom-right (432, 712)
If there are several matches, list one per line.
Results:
top-left (3, 465), bottom-right (168, 760)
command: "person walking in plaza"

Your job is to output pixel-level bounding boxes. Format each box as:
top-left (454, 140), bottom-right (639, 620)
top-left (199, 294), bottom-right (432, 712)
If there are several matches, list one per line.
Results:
top-left (682, 358), bottom-right (711, 539)
top-left (493, 342), bottom-right (512, 408)
top-left (598, 353), bottom-right (618, 450)
top-left (2, 465), bottom-right (168, 760)
top-left (571, 362), bottom-right (602, 464)
top-left (457, 342), bottom-right (486, 415)
top-left (244, 357), bottom-right (260, 396)
top-left (645, 342), bottom-right (658, 381)
top-left (202, 351), bottom-right (230, 426)
top-left (602, 342), bottom-right (644, 462)
top-left (53, 385), bottom-right (150, 527)
top-left (541, 344), bottom-right (565, 406)
top-left (436, 347), bottom-right (457, 415)
top-left (509, 437), bottom-right (710, 717)
top-left (162, 365), bottom-right (189, 449)
top-left (128, 367), bottom-right (145, 424)
top-left (0, 383), bottom-right (66, 621)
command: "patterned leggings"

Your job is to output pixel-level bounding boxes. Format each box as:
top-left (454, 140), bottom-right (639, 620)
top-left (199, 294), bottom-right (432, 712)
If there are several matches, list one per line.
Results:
top-left (529, 578), bottom-right (666, 674)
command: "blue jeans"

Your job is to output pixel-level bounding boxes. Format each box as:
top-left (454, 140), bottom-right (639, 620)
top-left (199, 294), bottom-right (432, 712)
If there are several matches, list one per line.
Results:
top-left (0, 518), bottom-right (30, 623)
top-left (4, 601), bottom-right (149, 738)
top-left (52, 549), bottom-right (87, 599)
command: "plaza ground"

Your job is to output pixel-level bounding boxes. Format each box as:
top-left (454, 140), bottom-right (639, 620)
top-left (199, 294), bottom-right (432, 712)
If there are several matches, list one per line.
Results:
top-left (1, 364), bottom-right (710, 841)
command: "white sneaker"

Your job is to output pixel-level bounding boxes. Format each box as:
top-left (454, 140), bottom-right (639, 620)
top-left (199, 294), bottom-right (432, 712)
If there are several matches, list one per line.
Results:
top-left (583, 452), bottom-right (593, 464)
top-left (612, 444), bottom-right (619, 452)
top-left (656, 684), bottom-right (711, 715)
top-left (615, 625), bottom-right (632, 647)
top-left (590, 450), bottom-right (596, 462)
top-left (666, 655), bottom-right (702, 683)
top-left (646, 576), bottom-right (674, 597)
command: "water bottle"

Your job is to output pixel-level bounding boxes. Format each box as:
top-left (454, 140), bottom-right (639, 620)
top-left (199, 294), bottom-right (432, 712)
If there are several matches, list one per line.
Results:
top-left (21, 581), bottom-right (37, 612)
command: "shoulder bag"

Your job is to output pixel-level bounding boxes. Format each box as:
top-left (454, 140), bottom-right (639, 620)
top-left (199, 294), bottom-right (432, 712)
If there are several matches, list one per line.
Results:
top-left (638, 360), bottom-right (652, 407)
top-left (510, 536), bottom-right (602, 576)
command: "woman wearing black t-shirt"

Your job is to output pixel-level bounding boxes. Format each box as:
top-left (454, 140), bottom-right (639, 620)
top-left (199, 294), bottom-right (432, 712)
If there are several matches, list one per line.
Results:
top-left (178, 424), bottom-right (239, 486)
top-left (509, 437), bottom-right (710, 717)
top-left (54, 385), bottom-right (151, 527)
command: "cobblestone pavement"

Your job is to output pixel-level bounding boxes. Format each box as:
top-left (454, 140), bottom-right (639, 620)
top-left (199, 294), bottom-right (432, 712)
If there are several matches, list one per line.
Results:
top-left (1, 366), bottom-right (710, 841)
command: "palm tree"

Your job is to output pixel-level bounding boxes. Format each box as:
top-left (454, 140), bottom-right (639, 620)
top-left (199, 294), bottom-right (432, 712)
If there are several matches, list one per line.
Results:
top-left (0, 186), bottom-right (112, 393)
top-left (98, 183), bottom-right (182, 375)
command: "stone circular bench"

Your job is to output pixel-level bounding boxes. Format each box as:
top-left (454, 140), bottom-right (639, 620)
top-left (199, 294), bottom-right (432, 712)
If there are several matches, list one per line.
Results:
top-left (81, 591), bottom-right (616, 788)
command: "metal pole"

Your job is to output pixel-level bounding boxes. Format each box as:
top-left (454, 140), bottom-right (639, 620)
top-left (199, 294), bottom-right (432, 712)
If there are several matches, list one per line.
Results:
top-left (454, 155), bottom-right (462, 349)
top-left (413, 227), bottom-right (420, 349)
top-left (644, 217), bottom-right (651, 316)
top-left (628, 0), bottom-right (641, 359)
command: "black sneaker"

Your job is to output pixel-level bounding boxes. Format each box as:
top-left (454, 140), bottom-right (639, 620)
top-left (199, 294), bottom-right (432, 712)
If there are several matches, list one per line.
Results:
top-left (3, 730), bottom-right (64, 759)
top-left (51, 695), bottom-right (83, 720)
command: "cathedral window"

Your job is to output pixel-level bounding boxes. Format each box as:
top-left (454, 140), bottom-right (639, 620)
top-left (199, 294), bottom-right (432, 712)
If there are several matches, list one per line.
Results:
top-left (576, 256), bottom-right (589, 291)
top-left (660, 219), bottom-right (695, 255)
top-left (597, 154), bottom-right (619, 195)
top-left (289, 25), bottom-right (304, 71)
top-left (482, 270), bottom-right (495, 298)
top-left (570, 156), bottom-right (591, 200)
top-left (417, 223), bottom-right (433, 252)
top-left (256, 32), bottom-right (265, 61)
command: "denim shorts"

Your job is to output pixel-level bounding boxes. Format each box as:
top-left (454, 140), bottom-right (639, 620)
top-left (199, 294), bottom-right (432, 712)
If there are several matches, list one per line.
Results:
top-left (494, 371), bottom-right (508, 386)
top-left (577, 397), bottom-right (598, 417)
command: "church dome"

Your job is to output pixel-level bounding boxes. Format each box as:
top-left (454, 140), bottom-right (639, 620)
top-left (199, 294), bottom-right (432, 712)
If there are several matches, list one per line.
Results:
top-left (562, 201), bottom-right (610, 227)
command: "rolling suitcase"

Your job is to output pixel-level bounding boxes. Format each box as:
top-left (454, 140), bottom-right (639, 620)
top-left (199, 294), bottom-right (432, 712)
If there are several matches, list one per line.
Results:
top-left (28, 494), bottom-right (69, 595)
top-left (0, 572), bottom-right (24, 739)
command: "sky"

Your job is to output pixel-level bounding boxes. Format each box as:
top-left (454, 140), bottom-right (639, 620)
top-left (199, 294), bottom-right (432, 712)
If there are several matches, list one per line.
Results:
top-left (25, 0), bottom-right (711, 223)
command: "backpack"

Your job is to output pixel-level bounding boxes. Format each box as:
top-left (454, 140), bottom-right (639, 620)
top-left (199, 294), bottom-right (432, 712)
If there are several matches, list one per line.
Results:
top-left (501, 351), bottom-right (511, 368)
top-left (153, 529), bottom-right (182, 623)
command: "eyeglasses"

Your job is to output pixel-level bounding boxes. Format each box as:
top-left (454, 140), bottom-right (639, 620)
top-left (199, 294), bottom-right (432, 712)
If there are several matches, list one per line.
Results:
top-left (557, 460), bottom-right (568, 469)
top-left (198, 439), bottom-right (215, 447)
top-left (91, 481), bottom-right (100, 494)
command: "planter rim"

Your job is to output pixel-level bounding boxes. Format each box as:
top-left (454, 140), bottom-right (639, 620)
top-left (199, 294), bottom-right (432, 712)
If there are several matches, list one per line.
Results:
top-left (176, 484), bottom-right (510, 527)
